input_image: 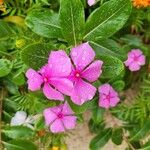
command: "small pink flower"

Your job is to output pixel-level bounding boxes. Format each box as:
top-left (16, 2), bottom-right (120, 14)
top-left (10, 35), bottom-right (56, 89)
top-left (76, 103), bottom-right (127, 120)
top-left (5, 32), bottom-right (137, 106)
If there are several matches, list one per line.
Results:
top-left (88, 0), bottom-right (96, 6)
top-left (43, 102), bottom-right (77, 133)
top-left (69, 42), bottom-right (103, 105)
top-left (26, 50), bottom-right (73, 101)
top-left (98, 84), bottom-right (120, 109)
top-left (124, 49), bottom-right (146, 71)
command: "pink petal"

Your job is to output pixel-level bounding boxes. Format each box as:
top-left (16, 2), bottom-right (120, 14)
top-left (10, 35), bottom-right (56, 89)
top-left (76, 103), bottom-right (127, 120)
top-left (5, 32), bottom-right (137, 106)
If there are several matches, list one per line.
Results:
top-left (50, 78), bottom-right (73, 96)
top-left (71, 79), bottom-right (96, 105)
top-left (88, 0), bottom-right (96, 6)
top-left (43, 108), bottom-right (57, 126)
top-left (124, 57), bottom-right (134, 66)
top-left (99, 98), bottom-right (110, 109)
top-left (110, 88), bottom-right (118, 97)
top-left (110, 97), bottom-right (120, 107)
top-left (129, 62), bottom-right (140, 71)
top-left (63, 116), bottom-right (77, 130)
top-left (131, 49), bottom-right (143, 57)
top-left (98, 84), bottom-right (110, 95)
top-left (138, 55), bottom-right (146, 65)
top-left (70, 42), bottom-right (95, 70)
top-left (26, 69), bottom-right (43, 91)
top-left (82, 60), bottom-right (103, 82)
top-left (62, 102), bottom-right (74, 115)
top-left (43, 83), bottom-right (64, 101)
top-left (50, 119), bottom-right (65, 133)
top-left (39, 64), bottom-right (51, 78)
top-left (48, 50), bottom-right (71, 77)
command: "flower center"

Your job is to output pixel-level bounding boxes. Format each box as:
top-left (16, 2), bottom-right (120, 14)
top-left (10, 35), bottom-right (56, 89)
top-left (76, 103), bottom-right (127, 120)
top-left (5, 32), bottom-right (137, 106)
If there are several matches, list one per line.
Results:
top-left (57, 113), bottom-right (63, 119)
top-left (134, 56), bottom-right (139, 61)
top-left (74, 70), bottom-right (81, 78)
top-left (106, 95), bottom-right (111, 100)
top-left (44, 77), bottom-right (48, 83)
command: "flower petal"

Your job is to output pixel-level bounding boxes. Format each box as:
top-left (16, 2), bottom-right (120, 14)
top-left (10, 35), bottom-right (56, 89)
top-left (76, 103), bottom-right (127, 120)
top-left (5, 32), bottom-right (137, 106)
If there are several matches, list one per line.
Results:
top-left (88, 0), bottom-right (96, 6)
top-left (98, 84), bottom-right (110, 95)
top-left (62, 102), bottom-right (74, 115)
top-left (50, 119), bottom-right (65, 133)
top-left (48, 50), bottom-right (71, 77)
top-left (10, 111), bottom-right (27, 126)
top-left (70, 42), bottom-right (95, 70)
top-left (50, 78), bottom-right (73, 96)
top-left (129, 62), bottom-right (140, 71)
top-left (82, 60), bottom-right (103, 82)
top-left (138, 55), bottom-right (146, 65)
top-left (63, 116), bottom-right (77, 130)
top-left (43, 83), bottom-right (64, 101)
top-left (124, 57), bottom-right (134, 66)
top-left (110, 97), bottom-right (120, 107)
top-left (131, 49), bottom-right (143, 57)
top-left (99, 98), bottom-right (110, 109)
top-left (43, 108), bottom-right (57, 126)
top-left (71, 79), bottom-right (96, 105)
top-left (26, 69), bottom-right (43, 91)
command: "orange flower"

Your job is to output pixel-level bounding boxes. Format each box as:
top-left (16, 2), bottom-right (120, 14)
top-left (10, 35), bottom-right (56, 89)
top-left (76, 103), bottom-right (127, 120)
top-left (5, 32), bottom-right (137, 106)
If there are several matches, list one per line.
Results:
top-left (132, 0), bottom-right (150, 8)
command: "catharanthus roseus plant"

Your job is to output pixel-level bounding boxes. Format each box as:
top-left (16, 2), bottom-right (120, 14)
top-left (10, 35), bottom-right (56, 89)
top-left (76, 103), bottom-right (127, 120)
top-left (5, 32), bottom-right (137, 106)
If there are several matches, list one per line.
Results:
top-left (1, 0), bottom-right (150, 150)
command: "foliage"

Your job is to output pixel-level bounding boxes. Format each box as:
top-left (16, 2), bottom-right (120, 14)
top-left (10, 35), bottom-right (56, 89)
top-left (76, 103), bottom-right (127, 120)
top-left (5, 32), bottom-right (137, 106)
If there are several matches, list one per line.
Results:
top-left (1, 0), bottom-right (150, 149)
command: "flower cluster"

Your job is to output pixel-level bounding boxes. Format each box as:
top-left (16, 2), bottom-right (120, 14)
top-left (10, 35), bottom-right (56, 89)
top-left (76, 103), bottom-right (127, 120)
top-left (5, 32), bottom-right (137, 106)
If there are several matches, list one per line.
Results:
top-left (26, 43), bottom-right (145, 133)
top-left (132, 0), bottom-right (150, 8)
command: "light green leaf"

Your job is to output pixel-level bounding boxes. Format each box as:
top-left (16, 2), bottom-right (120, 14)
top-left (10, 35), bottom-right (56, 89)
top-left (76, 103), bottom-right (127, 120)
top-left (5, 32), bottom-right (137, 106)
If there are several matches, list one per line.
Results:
top-left (21, 43), bottom-right (54, 70)
top-left (112, 80), bottom-right (125, 92)
top-left (90, 128), bottom-right (112, 150)
top-left (26, 9), bottom-right (63, 39)
top-left (2, 126), bottom-right (35, 139)
top-left (3, 139), bottom-right (37, 150)
top-left (0, 59), bottom-right (13, 77)
top-left (96, 55), bottom-right (124, 79)
top-left (59, 0), bottom-right (85, 46)
top-left (84, 0), bottom-right (132, 41)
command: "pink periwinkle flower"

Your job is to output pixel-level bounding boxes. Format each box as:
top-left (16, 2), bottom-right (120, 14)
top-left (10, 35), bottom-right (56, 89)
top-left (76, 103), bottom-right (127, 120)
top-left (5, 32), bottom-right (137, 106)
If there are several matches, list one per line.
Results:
top-left (124, 49), bottom-right (146, 71)
top-left (98, 84), bottom-right (120, 109)
top-left (26, 50), bottom-right (73, 101)
top-left (88, 0), bottom-right (96, 6)
top-left (69, 42), bottom-right (103, 105)
top-left (43, 102), bottom-right (77, 133)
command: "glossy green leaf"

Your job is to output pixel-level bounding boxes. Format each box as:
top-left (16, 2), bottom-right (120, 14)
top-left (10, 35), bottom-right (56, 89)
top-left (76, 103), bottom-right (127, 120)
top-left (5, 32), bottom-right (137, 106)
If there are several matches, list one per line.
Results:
top-left (3, 139), bottom-right (37, 150)
top-left (111, 128), bottom-right (123, 145)
top-left (90, 128), bottom-right (112, 150)
top-left (0, 59), bottom-right (13, 77)
top-left (90, 39), bottom-right (126, 60)
top-left (112, 80), bottom-right (125, 92)
top-left (92, 107), bottom-right (105, 123)
top-left (26, 9), bottom-right (63, 39)
top-left (59, 0), bottom-right (85, 46)
top-left (130, 119), bottom-right (150, 141)
top-left (21, 43), bottom-right (54, 70)
top-left (96, 55), bottom-right (124, 79)
top-left (2, 126), bottom-right (35, 139)
top-left (84, 0), bottom-right (132, 41)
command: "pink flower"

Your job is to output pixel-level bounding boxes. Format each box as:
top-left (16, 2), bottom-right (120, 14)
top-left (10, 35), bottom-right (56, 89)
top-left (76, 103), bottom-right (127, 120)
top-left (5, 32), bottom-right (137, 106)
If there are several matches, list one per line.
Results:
top-left (69, 42), bottom-right (103, 105)
top-left (88, 0), bottom-right (96, 6)
top-left (98, 84), bottom-right (120, 109)
top-left (26, 50), bottom-right (73, 101)
top-left (124, 49), bottom-right (146, 71)
top-left (43, 102), bottom-right (77, 133)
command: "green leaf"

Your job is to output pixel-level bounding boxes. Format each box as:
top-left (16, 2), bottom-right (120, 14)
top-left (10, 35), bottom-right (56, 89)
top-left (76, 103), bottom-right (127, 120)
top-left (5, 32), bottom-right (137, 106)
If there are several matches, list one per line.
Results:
top-left (130, 119), bottom-right (150, 141)
top-left (2, 126), bottom-right (35, 139)
top-left (0, 59), bottom-right (13, 77)
top-left (90, 128), bottom-right (112, 150)
top-left (21, 43), bottom-right (54, 70)
top-left (96, 55), bottom-right (124, 79)
top-left (3, 139), bottom-right (37, 150)
top-left (92, 107), bottom-right (105, 124)
top-left (84, 0), bottom-right (132, 41)
top-left (59, 0), bottom-right (85, 46)
top-left (112, 80), bottom-right (125, 92)
top-left (111, 128), bottom-right (123, 145)
top-left (90, 39), bottom-right (126, 60)
top-left (26, 9), bottom-right (63, 39)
